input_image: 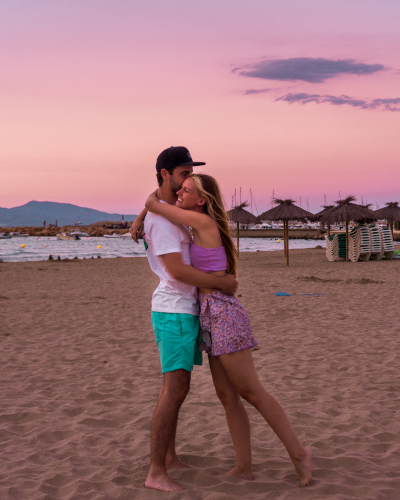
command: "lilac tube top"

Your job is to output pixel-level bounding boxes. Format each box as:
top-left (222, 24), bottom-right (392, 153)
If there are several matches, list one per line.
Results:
top-left (190, 243), bottom-right (227, 273)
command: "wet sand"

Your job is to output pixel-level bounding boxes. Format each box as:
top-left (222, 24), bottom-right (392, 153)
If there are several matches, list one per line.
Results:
top-left (1, 249), bottom-right (400, 499)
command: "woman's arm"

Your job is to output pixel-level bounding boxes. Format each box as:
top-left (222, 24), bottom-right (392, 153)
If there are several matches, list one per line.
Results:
top-left (145, 191), bottom-right (209, 230)
top-left (129, 208), bottom-right (147, 243)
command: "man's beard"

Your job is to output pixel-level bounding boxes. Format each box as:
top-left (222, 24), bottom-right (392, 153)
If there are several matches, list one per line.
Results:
top-left (169, 178), bottom-right (182, 195)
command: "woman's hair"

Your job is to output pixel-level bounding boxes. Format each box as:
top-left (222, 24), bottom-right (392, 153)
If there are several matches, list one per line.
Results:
top-left (190, 173), bottom-right (238, 278)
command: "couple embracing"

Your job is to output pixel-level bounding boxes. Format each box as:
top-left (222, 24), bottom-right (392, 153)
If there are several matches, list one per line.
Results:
top-left (130, 146), bottom-right (312, 492)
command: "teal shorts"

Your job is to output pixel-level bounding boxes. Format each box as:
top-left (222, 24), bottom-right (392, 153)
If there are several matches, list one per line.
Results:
top-left (151, 312), bottom-right (203, 374)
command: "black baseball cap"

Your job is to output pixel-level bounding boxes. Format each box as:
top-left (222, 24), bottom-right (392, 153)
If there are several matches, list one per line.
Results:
top-left (156, 146), bottom-right (205, 172)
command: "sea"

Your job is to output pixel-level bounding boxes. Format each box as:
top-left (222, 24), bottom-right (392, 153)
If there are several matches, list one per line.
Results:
top-left (0, 236), bottom-right (326, 263)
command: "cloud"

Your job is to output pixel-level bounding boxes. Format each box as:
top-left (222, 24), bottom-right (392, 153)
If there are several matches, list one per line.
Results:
top-left (238, 57), bottom-right (385, 83)
top-left (274, 93), bottom-right (400, 111)
top-left (244, 88), bottom-right (274, 95)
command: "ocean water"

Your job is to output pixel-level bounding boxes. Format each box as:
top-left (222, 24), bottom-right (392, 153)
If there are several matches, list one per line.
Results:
top-left (0, 236), bottom-right (325, 263)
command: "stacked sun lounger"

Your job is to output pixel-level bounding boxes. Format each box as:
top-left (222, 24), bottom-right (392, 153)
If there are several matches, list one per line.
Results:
top-left (337, 233), bottom-right (347, 260)
top-left (325, 224), bottom-right (396, 262)
top-left (380, 226), bottom-right (395, 260)
top-left (348, 225), bottom-right (371, 262)
top-left (325, 234), bottom-right (339, 261)
top-left (369, 224), bottom-right (383, 260)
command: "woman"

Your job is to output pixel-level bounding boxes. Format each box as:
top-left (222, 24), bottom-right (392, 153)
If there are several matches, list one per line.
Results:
top-left (145, 173), bottom-right (312, 486)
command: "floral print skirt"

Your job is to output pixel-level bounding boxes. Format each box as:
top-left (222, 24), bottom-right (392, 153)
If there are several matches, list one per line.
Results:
top-left (198, 291), bottom-right (258, 356)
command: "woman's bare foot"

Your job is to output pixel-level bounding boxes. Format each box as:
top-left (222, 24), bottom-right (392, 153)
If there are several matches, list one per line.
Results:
top-left (145, 473), bottom-right (182, 492)
top-left (226, 466), bottom-right (254, 481)
top-left (292, 447), bottom-right (312, 486)
top-left (166, 457), bottom-right (192, 471)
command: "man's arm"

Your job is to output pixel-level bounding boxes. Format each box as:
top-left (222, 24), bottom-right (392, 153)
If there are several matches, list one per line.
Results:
top-left (130, 208), bottom-right (148, 243)
top-left (160, 253), bottom-right (238, 296)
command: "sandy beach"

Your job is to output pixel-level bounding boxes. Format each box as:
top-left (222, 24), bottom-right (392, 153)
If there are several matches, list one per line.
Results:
top-left (1, 249), bottom-right (400, 500)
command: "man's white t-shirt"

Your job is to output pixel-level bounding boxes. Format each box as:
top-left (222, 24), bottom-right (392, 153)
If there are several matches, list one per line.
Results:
top-left (144, 204), bottom-right (199, 316)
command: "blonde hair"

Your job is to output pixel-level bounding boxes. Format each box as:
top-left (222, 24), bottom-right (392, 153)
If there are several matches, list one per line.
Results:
top-left (190, 173), bottom-right (238, 278)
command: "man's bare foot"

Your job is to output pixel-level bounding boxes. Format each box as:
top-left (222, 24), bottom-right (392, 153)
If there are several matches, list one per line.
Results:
top-left (145, 473), bottom-right (182, 492)
top-left (166, 457), bottom-right (192, 471)
top-left (226, 466), bottom-right (254, 481)
top-left (292, 447), bottom-right (312, 486)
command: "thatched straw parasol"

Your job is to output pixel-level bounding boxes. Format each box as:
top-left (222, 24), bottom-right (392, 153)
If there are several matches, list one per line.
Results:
top-left (258, 199), bottom-right (314, 266)
top-left (227, 202), bottom-right (260, 253)
top-left (320, 196), bottom-right (375, 261)
top-left (312, 205), bottom-right (335, 235)
top-left (374, 202), bottom-right (400, 237)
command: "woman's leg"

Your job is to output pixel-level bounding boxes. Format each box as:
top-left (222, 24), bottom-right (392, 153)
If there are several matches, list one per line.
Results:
top-left (218, 348), bottom-right (312, 486)
top-left (208, 355), bottom-right (254, 480)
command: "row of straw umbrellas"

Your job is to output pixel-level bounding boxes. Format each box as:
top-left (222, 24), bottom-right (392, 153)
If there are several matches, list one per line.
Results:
top-left (227, 198), bottom-right (400, 265)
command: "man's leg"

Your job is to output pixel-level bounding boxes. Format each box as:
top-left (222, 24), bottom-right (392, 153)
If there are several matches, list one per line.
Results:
top-left (145, 369), bottom-right (191, 492)
top-left (156, 376), bottom-right (190, 470)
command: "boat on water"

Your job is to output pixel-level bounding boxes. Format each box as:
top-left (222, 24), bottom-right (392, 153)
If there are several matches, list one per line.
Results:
top-left (9, 232), bottom-right (29, 237)
top-left (56, 233), bottom-right (80, 241)
top-left (0, 233), bottom-right (11, 239)
top-left (103, 233), bottom-right (121, 238)
top-left (70, 231), bottom-right (89, 238)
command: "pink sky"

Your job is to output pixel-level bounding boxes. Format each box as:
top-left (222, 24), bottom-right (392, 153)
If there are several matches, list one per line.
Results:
top-left (1, 0), bottom-right (399, 215)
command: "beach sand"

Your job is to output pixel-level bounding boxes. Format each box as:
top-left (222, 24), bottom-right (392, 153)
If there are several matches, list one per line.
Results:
top-left (1, 249), bottom-right (400, 499)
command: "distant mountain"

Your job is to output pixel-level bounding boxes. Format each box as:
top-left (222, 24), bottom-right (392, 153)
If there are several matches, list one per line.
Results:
top-left (0, 201), bottom-right (137, 227)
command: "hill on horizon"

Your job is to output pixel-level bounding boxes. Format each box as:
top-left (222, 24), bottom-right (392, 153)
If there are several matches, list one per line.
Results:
top-left (0, 201), bottom-right (137, 227)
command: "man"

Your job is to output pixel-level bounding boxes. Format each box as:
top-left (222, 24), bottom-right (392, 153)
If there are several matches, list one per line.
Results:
top-left (131, 146), bottom-right (237, 492)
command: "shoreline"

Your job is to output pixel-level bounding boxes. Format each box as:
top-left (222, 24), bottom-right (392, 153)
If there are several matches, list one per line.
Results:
top-left (2, 225), bottom-right (400, 241)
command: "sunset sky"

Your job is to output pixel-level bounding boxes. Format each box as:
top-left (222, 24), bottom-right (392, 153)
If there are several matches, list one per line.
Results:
top-left (1, 0), bottom-right (399, 215)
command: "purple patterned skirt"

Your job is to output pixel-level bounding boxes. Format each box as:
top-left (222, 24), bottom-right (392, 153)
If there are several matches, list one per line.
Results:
top-left (198, 291), bottom-right (258, 356)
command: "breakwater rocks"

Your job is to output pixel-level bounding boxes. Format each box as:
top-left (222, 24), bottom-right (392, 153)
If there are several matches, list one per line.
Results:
top-left (1, 226), bottom-right (131, 237)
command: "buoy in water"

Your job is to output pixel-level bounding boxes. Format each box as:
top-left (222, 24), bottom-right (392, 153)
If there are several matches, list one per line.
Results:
top-left (277, 239), bottom-right (280, 243)
top-left (21, 243), bottom-right (25, 248)
top-left (97, 245), bottom-right (102, 249)
top-left (44, 245), bottom-right (47, 248)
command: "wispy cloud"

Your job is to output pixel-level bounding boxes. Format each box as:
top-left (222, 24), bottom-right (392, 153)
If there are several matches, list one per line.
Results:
top-left (275, 93), bottom-right (400, 111)
top-left (237, 57), bottom-right (385, 83)
top-left (244, 88), bottom-right (274, 95)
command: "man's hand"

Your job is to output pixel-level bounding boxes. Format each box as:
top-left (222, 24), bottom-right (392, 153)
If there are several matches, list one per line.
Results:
top-left (218, 274), bottom-right (238, 296)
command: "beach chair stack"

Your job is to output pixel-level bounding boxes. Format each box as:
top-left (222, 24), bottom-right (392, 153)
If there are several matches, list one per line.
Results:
top-left (369, 224), bottom-right (383, 261)
top-left (380, 226), bottom-right (395, 260)
top-left (324, 235), bottom-right (339, 261)
top-left (348, 226), bottom-right (371, 262)
top-left (325, 224), bottom-right (397, 263)
top-left (348, 228), bottom-right (359, 262)
top-left (337, 233), bottom-right (347, 260)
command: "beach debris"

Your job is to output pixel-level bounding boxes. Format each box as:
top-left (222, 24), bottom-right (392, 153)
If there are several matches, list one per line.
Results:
top-left (97, 255), bottom-right (101, 258)
top-left (57, 256), bottom-right (61, 261)
top-left (296, 276), bottom-right (340, 283)
top-left (48, 255), bottom-right (54, 260)
top-left (344, 278), bottom-right (384, 285)
top-left (275, 291), bottom-right (326, 296)
top-left (314, 245), bottom-right (323, 249)
top-left (296, 275), bottom-right (384, 285)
